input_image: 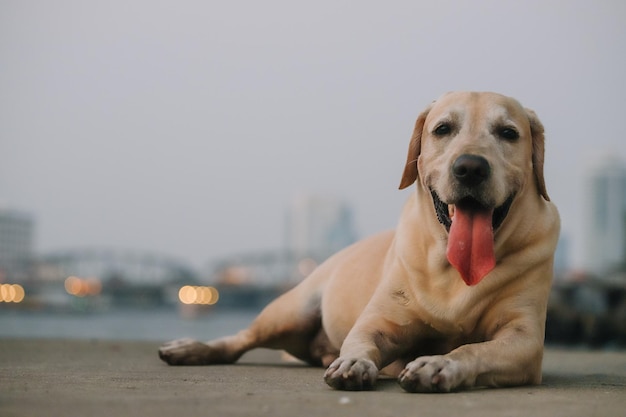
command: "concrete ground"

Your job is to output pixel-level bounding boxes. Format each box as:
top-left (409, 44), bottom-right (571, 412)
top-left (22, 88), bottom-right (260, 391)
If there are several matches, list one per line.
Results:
top-left (1, 339), bottom-right (625, 417)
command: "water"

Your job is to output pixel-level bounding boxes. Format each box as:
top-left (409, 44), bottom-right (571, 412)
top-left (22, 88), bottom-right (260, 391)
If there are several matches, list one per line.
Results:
top-left (0, 308), bottom-right (258, 342)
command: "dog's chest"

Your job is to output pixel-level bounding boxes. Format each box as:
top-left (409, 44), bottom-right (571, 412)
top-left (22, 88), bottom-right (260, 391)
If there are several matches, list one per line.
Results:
top-left (410, 287), bottom-right (489, 339)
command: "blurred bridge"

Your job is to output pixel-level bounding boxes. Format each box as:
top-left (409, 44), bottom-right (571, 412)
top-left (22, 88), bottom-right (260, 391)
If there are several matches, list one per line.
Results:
top-left (30, 248), bottom-right (198, 308)
top-left (38, 248), bottom-right (197, 285)
top-left (28, 248), bottom-right (330, 310)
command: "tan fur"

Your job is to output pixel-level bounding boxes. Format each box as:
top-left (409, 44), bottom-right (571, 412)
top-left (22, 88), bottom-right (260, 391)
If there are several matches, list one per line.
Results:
top-left (159, 92), bottom-right (560, 392)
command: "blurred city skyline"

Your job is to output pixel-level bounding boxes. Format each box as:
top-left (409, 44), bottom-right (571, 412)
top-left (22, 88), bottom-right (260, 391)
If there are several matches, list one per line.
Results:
top-left (2, 0), bottom-right (626, 270)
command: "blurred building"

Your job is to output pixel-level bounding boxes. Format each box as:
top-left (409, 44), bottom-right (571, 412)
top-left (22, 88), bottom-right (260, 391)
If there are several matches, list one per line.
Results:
top-left (583, 157), bottom-right (626, 275)
top-left (0, 209), bottom-right (35, 283)
top-left (209, 195), bottom-right (357, 289)
top-left (285, 194), bottom-right (357, 261)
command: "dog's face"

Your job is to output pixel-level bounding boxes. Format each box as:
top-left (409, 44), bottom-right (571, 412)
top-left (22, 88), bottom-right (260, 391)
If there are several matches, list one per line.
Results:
top-left (399, 92), bottom-right (549, 285)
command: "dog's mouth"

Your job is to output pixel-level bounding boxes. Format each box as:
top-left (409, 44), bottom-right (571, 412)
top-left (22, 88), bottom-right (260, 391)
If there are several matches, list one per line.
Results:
top-left (431, 190), bottom-right (515, 286)
top-left (431, 191), bottom-right (514, 233)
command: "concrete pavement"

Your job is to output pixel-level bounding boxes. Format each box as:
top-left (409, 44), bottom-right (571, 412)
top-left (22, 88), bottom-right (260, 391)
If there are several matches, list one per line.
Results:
top-left (1, 339), bottom-right (625, 417)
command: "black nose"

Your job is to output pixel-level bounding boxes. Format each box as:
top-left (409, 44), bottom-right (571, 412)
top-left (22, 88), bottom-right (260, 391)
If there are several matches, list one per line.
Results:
top-left (452, 154), bottom-right (491, 187)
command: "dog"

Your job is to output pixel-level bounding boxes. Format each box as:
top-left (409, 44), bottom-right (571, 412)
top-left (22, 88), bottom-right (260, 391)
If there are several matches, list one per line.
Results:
top-left (159, 91), bottom-right (560, 392)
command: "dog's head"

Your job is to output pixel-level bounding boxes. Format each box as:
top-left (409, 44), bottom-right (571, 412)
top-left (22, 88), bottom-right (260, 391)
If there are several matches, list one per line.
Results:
top-left (399, 92), bottom-right (549, 286)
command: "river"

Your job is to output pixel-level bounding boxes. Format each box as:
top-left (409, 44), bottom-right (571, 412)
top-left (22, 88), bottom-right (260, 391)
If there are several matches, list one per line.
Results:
top-left (0, 308), bottom-right (259, 342)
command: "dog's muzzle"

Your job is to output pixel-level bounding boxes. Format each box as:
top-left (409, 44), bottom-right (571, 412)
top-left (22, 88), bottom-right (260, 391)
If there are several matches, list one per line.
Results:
top-left (429, 153), bottom-right (516, 286)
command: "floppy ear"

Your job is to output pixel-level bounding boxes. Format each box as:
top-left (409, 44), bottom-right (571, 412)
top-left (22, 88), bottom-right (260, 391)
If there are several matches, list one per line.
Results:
top-left (525, 108), bottom-right (550, 201)
top-left (399, 106), bottom-right (431, 190)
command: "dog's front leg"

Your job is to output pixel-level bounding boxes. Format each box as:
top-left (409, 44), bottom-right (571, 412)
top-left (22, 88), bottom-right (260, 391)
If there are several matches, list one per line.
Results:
top-left (398, 318), bottom-right (545, 392)
top-left (324, 301), bottom-right (413, 391)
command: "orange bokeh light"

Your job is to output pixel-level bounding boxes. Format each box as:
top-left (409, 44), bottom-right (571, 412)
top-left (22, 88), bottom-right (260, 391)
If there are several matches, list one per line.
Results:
top-left (0, 283), bottom-right (25, 303)
top-left (178, 285), bottom-right (219, 305)
top-left (64, 276), bottom-right (102, 297)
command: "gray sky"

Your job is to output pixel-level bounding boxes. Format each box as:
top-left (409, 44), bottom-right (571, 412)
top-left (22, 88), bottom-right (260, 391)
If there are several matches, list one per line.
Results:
top-left (1, 0), bottom-right (625, 270)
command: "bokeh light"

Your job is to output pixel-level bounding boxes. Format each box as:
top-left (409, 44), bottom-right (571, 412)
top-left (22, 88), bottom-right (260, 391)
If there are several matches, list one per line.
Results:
top-left (0, 283), bottom-right (25, 303)
top-left (64, 276), bottom-right (102, 297)
top-left (178, 285), bottom-right (219, 305)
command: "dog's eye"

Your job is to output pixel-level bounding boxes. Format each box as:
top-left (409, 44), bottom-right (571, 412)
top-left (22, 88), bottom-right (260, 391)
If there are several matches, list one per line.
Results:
top-left (497, 127), bottom-right (519, 141)
top-left (433, 123), bottom-right (452, 136)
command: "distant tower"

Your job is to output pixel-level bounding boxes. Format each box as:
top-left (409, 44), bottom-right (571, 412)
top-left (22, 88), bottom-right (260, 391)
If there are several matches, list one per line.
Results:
top-left (583, 157), bottom-right (626, 275)
top-left (0, 209), bottom-right (35, 282)
top-left (285, 194), bottom-right (357, 261)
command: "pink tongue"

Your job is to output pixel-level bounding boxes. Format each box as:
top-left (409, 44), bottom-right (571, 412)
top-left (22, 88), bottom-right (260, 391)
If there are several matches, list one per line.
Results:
top-left (446, 205), bottom-right (495, 286)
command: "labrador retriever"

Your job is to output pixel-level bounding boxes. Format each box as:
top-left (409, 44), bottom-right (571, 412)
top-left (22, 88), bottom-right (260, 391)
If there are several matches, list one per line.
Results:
top-left (159, 91), bottom-right (560, 392)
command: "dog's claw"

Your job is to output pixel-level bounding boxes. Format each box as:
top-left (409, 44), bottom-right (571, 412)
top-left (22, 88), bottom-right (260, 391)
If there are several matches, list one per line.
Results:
top-left (398, 356), bottom-right (461, 393)
top-left (324, 357), bottom-right (378, 391)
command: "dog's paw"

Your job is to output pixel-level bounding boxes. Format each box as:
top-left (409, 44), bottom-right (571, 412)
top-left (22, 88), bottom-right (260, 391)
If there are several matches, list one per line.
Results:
top-left (398, 355), bottom-right (467, 393)
top-left (158, 338), bottom-right (213, 365)
top-left (323, 357), bottom-right (378, 391)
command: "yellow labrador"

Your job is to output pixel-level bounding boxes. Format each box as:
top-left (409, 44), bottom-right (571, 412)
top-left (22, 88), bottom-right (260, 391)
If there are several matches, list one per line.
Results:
top-left (159, 91), bottom-right (560, 392)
